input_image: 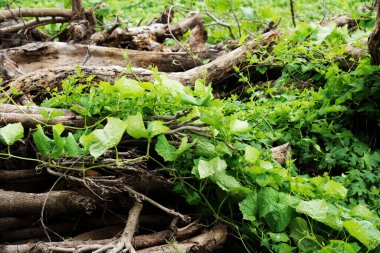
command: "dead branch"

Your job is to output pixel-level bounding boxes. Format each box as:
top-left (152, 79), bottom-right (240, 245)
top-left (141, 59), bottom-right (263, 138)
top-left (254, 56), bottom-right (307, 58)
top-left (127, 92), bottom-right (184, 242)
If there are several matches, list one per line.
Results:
top-left (0, 190), bottom-right (96, 216)
top-left (0, 8), bottom-right (73, 22)
top-left (206, 10), bottom-right (235, 39)
top-left (0, 17), bottom-right (69, 35)
top-left (0, 112), bottom-right (86, 127)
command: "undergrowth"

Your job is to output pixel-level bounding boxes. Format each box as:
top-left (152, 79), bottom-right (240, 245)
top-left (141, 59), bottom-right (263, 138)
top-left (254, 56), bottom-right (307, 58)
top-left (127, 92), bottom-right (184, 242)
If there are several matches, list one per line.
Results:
top-left (1, 0), bottom-right (380, 252)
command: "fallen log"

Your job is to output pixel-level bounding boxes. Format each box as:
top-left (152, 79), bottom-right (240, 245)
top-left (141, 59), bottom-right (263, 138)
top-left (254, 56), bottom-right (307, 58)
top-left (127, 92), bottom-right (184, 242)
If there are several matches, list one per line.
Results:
top-left (0, 190), bottom-right (96, 216)
top-left (0, 53), bottom-right (24, 80)
top-left (0, 224), bottom-right (204, 252)
top-left (6, 30), bottom-right (279, 99)
top-left (1, 42), bottom-right (222, 73)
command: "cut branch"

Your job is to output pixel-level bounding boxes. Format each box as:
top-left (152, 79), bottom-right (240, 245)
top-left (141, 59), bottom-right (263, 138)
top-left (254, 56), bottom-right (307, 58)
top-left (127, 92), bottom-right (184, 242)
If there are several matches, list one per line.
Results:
top-left (0, 17), bottom-right (69, 35)
top-left (0, 8), bottom-right (73, 22)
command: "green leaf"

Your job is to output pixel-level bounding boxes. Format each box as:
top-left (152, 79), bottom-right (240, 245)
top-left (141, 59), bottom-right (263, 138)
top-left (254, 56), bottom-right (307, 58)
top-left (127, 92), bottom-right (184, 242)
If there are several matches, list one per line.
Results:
top-left (0, 123), bottom-right (24, 146)
top-left (215, 142), bottom-right (233, 156)
top-left (194, 140), bottom-right (218, 158)
top-left (80, 117), bottom-right (127, 158)
top-left (268, 232), bottom-right (290, 243)
top-left (64, 133), bottom-right (83, 157)
top-left (51, 124), bottom-right (65, 158)
top-left (155, 134), bottom-right (177, 162)
top-left (296, 199), bottom-right (342, 230)
top-left (289, 217), bottom-right (309, 242)
top-left (147, 121), bottom-right (170, 138)
top-left (324, 180), bottom-right (347, 199)
top-left (343, 219), bottom-right (380, 250)
top-left (211, 171), bottom-right (241, 191)
top-left (193, 156), bottom-right (227, 179)
top-left (317, 240), bottom-right (360, 253)
top-left (244, 146), bottom-right (260, 164)
top-left (350, 205), bottom-right (373, 220)
top-left (258, 188), bottom-right (294, 232)
top-left (239, 190), bottom-right (258, 221)
top-left (125, 113), bottom-right (148, 139)
top-left (114, 76), bottom-right (145, 98)
top-left (33, 125), bottom-right (54, 156)
top-left (229, 118), bottom-right (250, 134)
top-left (175, 137), bottom-right (195, 155)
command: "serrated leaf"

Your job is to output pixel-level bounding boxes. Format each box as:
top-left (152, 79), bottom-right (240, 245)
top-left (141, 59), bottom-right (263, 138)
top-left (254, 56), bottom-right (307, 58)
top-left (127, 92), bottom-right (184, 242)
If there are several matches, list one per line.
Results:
top-left (80, 117), bottom-right (127, 158)
top-left (239, 190), bottom-right (258, 221)
top-left (33, 125), bottom-right (54, 156)
top-left (244, 146), bottom-right (260, 164)
top-left (51, 124), bottom-right (65, 158)
top-left (317, 240), bottom-right (360, 253)
top-left (114, 76), bottom-right (145, 98)
top-left (268, 232), bottom-right (290, 243)
top-left (211, 171), bottom-right (241, 191)
top-left (216, 142), bottom-right (233, 156)
top-left (155, 134), bottom-right (177, 162)
top-left (343, 219), bottom-right (380, 250)
top-left (296, 199), bottom-right (342, 230)
top-left (289, 217), bottom-right (309, 242)
top-left (194, 140), bottom-right (218, 158)
top-left (324, 180), bottom-right (348, 199)
top-left (64, 133), bottom-right (83, 157)
top-left (0, 123), bottom-right (24, 146)
top-left (193, 156), bottom-right (227, 179)
top-left (125, 113), bottom-right (148, 139)
top-left (350, 205), bottom-right (373, 220)
top-left (175, 137), bottom-right (195, 155)
top-left (147, 121), bottom-right (170, 138)
top-left (230, 118), bottom-right (250, 134)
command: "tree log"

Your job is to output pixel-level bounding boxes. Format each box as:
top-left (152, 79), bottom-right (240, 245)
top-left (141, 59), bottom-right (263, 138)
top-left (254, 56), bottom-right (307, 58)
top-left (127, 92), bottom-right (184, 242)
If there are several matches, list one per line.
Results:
top-left (6, 30), bottom-right (279, 100)
top-left (1, 42), bottom-right (222, 73)
top-left (0, 224), bottom-right (207, 253)
top-left (0, 190), bottom-right (96, 216)
top-left (0, 53), bottom-right (24, 80)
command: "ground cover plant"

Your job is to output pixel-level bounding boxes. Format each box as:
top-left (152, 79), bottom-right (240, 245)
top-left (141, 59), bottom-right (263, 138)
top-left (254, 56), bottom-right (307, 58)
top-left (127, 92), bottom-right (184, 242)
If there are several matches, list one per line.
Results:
top-left (1, 0), bottom-right (380, 252)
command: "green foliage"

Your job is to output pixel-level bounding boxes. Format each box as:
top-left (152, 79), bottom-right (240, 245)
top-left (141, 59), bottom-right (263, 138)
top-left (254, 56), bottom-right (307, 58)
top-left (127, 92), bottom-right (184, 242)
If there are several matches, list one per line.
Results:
top-left (0, 123), bottom-right (24, 146)
top-left (3, 0), bottom-right (380, 251)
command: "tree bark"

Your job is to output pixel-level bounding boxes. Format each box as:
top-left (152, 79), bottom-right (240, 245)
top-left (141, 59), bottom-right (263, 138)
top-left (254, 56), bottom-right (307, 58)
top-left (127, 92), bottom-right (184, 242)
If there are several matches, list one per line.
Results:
top-left (0, 8), bottom-right (73, 22)
top-left (2, 42), bottom-right (222, 73)
top-left (369, 0), bottom-right (380, 65)
top-left (0, 190), bottom-right (96, 216)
